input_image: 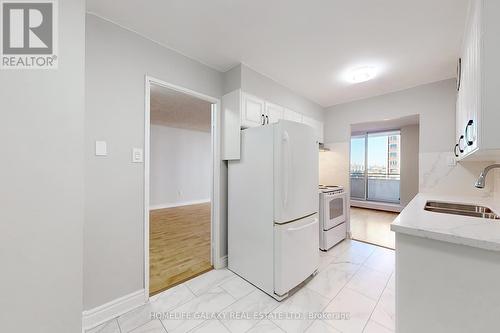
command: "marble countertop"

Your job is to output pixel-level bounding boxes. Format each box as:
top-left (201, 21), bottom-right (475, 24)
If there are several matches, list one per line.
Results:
top-left (391, 193), bottom-right (500, 252)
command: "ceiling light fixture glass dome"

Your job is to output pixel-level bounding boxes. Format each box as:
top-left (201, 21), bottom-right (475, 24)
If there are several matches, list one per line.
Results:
top-left (348, 66), bottom-right (377, 83)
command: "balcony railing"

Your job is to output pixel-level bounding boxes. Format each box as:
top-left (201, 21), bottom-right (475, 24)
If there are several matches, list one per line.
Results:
top-left (350, 173), bottom-right (400, 203)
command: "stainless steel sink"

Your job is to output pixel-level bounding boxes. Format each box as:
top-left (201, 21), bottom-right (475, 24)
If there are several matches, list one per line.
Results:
top-left (424, 201), bottom-right (500, 220)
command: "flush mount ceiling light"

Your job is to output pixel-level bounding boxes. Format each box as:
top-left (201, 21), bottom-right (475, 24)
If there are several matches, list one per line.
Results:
top-left (347, 66), bottom-right (378, 83)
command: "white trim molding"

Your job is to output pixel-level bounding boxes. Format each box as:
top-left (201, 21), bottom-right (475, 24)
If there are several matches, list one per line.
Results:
top-left (149, 199), bottom-right (210, 211)
top-left (216, 255), bottom-right (228, 269)
top-left (350, 199), bottom-right (403, 212)
top-left (144, 75), bottom-right (222, 301)
top-left (82, 289), bottom-right (146, 331)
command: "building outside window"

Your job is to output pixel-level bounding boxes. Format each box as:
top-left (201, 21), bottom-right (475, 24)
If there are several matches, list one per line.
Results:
top-left (350, 130), bottom-right (401, 203)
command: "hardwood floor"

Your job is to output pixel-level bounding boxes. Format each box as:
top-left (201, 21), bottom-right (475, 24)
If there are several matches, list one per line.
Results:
top-left (350, 207), bottom-right (398, 249)
top-left (149, 202), bottom-right (212, 296)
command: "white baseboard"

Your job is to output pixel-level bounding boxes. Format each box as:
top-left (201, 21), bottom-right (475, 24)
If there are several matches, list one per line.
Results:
top-left (82, 289), bottom-right (146, 331)
top-left (350, 200), bottom-right (403, 213)
top-left (150, 199), bottom-right (210, 210)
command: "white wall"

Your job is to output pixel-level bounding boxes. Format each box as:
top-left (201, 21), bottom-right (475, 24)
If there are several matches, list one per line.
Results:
top-left (223, 65), bottom-right (242, 94)
top-left (84, 14), bottom-right (223, 310)
top-left (222, 64), bottom-right (325, 122)
top-left (322, 79), bottom-right (495, 203)
top-left (241, 64), bottom-right (325, 122)
top-left (0, 0), bottom-right (85, 332)
top-left (495, 170), bottom-right (500, 200)
top-left (150, 125), bottom-right (211, 208)
top-left (400, 124), bottom-right (420, 206)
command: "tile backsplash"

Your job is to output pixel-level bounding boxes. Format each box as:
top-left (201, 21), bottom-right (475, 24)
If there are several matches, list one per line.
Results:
top-left (494, 169), bottom-right (500, 199)
top-left (419, 152), bottom-right (495, 198)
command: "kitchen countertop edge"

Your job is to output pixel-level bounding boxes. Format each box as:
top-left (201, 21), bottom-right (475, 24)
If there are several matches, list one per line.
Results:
top-left (391, 193), bottom-right (500, 252)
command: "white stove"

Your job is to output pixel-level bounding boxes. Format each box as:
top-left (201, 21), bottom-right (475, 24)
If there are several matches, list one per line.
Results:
top-left (319, 185), bottom-right (344, 194)
top-left (318, 185), bottom-right (347, 251)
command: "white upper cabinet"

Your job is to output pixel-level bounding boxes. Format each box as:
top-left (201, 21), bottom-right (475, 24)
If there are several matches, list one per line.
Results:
top-left (302, 115), bottom-right (324, 143)
top-left (455, 0), bottom-right (500, 161)
top-left (221, 89), bottom-right (326, 159)
top-left (284, 108), bottom-right (303, 123)
top-left (265, 102), bottom-right (284, 124)
top-left (242, 93), bottom-right (266, 127)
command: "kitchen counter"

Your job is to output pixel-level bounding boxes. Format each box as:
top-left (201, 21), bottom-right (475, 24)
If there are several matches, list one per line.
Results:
top-left (391, 193), bottom-right (500, 252)
top-left (393, 193), bottom-right (500, 332)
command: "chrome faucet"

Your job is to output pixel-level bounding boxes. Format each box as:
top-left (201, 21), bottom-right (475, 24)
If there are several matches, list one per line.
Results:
top-left (475, 164), bottom-right (500, 188)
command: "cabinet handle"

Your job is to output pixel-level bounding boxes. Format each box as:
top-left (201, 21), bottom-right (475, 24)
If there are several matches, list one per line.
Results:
top-left (266, 115), bottom-right (269, 124)
top-left (454, 144), bottom-right (460, 157)
top-left (261, 114), bottom-right (265, 125)
top-left (465, 119), bottom-right (474, 146)
top-left (458, 135), bottom-right (465, 153)
top-left (456, 58), bottom-right (462, 91)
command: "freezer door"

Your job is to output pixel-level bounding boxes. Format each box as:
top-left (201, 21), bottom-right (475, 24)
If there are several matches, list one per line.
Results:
top-left (274, 214), bottom-right (319, 296)
top-left (274, 120), bottom-right (319, 224)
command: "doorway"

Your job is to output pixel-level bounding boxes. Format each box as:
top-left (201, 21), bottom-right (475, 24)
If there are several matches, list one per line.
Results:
top-left (144, 76), bottom-right (221, 297)
top-left (348, 115), bottom-right (420, 249)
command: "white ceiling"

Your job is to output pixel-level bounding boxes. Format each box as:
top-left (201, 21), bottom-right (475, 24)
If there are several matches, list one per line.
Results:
top-left (87, 0), bottom-right (469, 107)
top-left (150, 84), bottom-right (211, 132)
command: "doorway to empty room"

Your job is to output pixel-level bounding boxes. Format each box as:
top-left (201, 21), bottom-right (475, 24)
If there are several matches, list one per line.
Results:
top-left (148, 83), bottom-right (214, 296)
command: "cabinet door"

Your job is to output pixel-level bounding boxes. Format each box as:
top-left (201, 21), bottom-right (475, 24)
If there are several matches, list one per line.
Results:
top-left (463, 0), bottom-right (480, 156)
top-left (456, 0), bottom-right (480, 159)
top-left (284, 108), bottom-right (303, 123)
top-left (302, 115), bottom-right (324, 143)
top-left (455, 67), bottom-right (464, 158)
top-left (265, 102), bottom-right (284, 124)
top-left (241, 93), bottom-right (265, 127)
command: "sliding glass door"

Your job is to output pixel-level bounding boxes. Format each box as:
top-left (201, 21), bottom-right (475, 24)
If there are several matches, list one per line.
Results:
top-left (350, 135), bottom-right (366, 200)
top-left (350, 131), bottom-right (400, 204)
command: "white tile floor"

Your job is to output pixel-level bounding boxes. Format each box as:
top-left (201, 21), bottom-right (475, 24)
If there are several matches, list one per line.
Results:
top-left (87, 239), bottom-right (395, 333)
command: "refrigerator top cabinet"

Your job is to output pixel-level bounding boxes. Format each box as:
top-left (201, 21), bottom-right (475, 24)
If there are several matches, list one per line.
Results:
top-left (455, 0), bottom-right (500, 161)
top-left (221, 89), bottom-right (325, 160)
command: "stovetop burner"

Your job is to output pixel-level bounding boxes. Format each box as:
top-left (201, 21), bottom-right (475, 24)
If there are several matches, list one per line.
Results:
top-left (318, 185), bottom-right (344, 193)
top-left (319, 185), bottom-right (342, 189)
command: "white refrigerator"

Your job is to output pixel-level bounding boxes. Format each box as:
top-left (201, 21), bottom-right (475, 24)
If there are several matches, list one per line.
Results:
top-left (228, 120), bottom-right (319, 300)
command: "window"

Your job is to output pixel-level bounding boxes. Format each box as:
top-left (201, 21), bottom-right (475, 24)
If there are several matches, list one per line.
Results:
top-left (350, 130), bottom-right (400, 203)
top-left (350, 135), bottom-right (366, 199)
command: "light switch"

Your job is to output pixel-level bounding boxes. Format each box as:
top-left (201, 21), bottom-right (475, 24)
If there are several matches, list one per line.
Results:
top-left (95, 141), bottom-right (107, 156)
top-left (132, 148), bottom-right (143, 163)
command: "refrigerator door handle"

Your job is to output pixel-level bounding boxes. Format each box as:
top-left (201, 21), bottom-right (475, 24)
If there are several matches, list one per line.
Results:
top-left (282, 130), bottom-right (291, 208)
top-left (286, 218), bottom-right (318, 231)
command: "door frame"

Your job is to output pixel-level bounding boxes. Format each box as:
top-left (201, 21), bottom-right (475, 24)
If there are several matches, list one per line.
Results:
top-left (144, 75), bottom-right (222, 300)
